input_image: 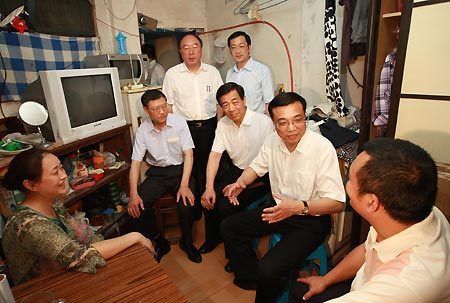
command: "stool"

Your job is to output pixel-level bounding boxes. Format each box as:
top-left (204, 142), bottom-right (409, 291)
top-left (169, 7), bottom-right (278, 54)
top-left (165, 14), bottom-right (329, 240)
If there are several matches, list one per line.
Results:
top-left (269, 234), bottom-right (329, 303)
top-left (153, 193), bottom-right (181, 243)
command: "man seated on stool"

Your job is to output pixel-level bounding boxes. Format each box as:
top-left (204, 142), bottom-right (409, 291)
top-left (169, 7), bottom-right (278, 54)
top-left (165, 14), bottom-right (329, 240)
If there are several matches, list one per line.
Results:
top-left (200, 82), bottom-right (273, 258)
top-left (292, 138), bottom-right (450, 303)
top-left (128, 89), bottom-right (202, 263)
top-left (221, 92), bottom-right (346, 303)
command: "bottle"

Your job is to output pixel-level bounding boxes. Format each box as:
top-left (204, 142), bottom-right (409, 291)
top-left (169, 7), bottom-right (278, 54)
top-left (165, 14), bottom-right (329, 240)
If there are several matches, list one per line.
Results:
top-left (278, 83), bottom-right (285, 94)
top-left (115, 32), bottom-right (127, 54)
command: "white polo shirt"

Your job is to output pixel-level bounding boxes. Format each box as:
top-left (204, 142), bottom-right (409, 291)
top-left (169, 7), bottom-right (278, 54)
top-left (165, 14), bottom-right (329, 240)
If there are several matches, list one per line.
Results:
top-left (162, 62), bottom-right (223, 121)
top-left (327, 207), bottom-right (450, 303)
top-left (131, 113), bottom-right (194, 167)
top-left (250, 129), bottom-right (346, 203)
top-left (226, 57), bottom-right (274, 114)
top-left (211, 109), bottom-right (274, 169)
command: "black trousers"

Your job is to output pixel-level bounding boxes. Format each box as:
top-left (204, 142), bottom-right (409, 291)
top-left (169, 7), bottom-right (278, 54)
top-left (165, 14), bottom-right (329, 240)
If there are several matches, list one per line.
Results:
top-left (290, 278), bottom-right (352, 303)
top-left (221, 200), bottom-right (331, 303)
top-left (187, 117), bottom-right (217, 208)
top-left (131, 164), bottom-right (195, 246)
top-left (204, 152), bottom-right (270, 244)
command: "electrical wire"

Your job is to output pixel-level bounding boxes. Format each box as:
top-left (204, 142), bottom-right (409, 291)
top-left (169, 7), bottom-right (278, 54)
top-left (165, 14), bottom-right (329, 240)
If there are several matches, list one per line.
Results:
top-left (347, 62), bottom-right (363, 88)
top-left (102, 0), bottom-right (137, 21)
top-left (95, 17), bottom-right (139, 37)
top-left (199, 20), bottom-right (294, 92)
top-left (0, 50), bottom-right (7, 117)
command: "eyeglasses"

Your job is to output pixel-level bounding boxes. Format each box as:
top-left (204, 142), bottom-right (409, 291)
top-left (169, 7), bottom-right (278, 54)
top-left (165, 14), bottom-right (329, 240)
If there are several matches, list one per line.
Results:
top-left (275, 116), bottom-right (306, 130)
top-left (180, 44), bottom-right (200, 53)
top-left (148, 103), bottom-right (168, 112)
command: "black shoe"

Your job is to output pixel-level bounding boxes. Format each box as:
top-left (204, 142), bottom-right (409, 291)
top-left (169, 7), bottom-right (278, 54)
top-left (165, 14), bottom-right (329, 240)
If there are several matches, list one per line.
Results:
top-left (154, 237), bottom-right (171, 263)
top-left (224, 261), bottom-right (232, 273)
top-left (179, 241), bottom-right (202, 263)
top-left (199, 240), bottom-right (220, 254)
top-left (233, 278), bottom-right (257, 290)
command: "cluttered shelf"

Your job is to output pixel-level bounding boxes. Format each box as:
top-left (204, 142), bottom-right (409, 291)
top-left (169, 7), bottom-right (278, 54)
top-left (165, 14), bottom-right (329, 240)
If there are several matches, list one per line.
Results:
top-left (0, 125), bottom-right (133, 238)
top-left (64, 162), bottom-right (130, 208)
top-left (0, 124), bottom-right (132, 171)
top-left (48, 124), bottom-right (131, 157)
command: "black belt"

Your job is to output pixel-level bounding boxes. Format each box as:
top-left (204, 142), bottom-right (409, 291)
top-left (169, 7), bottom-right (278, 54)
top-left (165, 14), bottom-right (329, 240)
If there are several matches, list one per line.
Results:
top-left (187, 117), bottom-right (215, 128)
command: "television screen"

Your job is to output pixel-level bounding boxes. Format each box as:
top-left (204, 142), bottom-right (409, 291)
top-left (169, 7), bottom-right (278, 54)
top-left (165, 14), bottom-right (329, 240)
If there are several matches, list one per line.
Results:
top-left (61, 75), bottom-right (117, 128)
top-left (109, 59), bottom-right (141, 79)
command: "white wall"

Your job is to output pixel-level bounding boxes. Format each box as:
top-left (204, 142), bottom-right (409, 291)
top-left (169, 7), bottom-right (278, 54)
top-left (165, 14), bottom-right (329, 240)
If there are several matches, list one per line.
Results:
top-left (136, 0), bottom-right (207, 30)
top-left (204, 0), bottom-right (349, 107)
top-left (94, 0), bottom-right (207, 55)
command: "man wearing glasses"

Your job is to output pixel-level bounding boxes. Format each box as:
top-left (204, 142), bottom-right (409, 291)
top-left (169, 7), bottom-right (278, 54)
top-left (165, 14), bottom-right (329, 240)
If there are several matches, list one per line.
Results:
top-left (221, 92), bottom-right (346, 303)
top-left (226, 31), bottom-right (274, 114)
top-left (128, 90), bottom-right (200, 263)
top-left (163, 33), bottom-right (223, 238)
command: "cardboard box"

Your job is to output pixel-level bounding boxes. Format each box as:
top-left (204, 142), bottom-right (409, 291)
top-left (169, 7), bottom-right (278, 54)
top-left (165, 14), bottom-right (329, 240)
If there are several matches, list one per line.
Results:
top-left (436, 163), bottom-right (450, 221)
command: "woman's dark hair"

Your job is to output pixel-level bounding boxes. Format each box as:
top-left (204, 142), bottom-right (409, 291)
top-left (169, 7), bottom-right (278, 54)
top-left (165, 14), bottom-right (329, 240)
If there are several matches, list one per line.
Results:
top-left (2, 148), bottom-right (48, 192)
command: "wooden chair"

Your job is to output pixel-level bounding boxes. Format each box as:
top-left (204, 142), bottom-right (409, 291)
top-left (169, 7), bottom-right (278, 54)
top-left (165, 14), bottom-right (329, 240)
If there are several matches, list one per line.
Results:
top-left (153, 193), bottom-right (181, 243)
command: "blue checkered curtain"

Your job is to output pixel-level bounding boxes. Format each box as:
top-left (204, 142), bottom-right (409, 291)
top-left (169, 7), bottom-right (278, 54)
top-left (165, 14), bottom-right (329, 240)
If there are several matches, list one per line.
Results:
top-left (0, 32), bottom-right (99, 101)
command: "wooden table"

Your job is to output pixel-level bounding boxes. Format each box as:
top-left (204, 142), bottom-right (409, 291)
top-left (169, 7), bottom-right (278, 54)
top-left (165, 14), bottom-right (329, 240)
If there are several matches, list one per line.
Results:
top-left (12, 244), bottom-right (188, 303)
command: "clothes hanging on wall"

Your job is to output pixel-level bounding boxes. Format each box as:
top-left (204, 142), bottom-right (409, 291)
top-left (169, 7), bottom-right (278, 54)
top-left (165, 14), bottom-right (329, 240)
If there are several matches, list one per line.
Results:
top-left (339, 0), bottom-right (369, 69)
top-left (371, 48), bottom-right (397, 137)
top-left (0, 32), bottom-right (98, 101)
top-left (351, 0), bottom-right (370, 45)
top-left (325, 0), bottom-right (349, 117)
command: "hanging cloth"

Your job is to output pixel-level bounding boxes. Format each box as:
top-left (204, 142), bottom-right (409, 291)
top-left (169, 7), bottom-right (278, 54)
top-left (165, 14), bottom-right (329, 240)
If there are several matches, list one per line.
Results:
top-left (325, 0), bottom-right (349, 117)
top-left (371, 48), bottom-right (397, 137)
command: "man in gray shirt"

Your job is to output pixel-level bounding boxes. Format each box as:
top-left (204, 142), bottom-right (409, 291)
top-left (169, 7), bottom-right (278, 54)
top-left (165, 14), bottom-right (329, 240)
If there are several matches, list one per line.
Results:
top-left (128, 89), bottom-right (201, 263)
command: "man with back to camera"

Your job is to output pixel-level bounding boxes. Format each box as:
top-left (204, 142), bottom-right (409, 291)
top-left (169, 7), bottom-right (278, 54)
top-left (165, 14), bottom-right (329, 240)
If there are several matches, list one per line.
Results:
top-left (141, 44), bottom-right (165, 86)
top-left (221, 92), bottom-right (346, 303)
top-left (162, 32), bottom-right (224, 234)
top-left (199, 82), bottom-right (274, 256)
top-left (226, 31), bottom-right (274, 114)
top-left (291, 138), bottom-right (450, 303)
top-left (128, 89), bottom-right (201, 263)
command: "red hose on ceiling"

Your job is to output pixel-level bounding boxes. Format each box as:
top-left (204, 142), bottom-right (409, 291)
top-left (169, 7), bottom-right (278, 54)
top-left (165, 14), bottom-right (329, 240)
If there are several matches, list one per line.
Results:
top-left (198, 20), bottom-right (294, 92)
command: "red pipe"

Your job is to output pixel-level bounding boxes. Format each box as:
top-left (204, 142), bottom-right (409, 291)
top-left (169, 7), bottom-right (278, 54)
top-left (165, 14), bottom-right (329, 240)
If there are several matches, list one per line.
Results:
top-left (199, 20), bottom-right (294, 92)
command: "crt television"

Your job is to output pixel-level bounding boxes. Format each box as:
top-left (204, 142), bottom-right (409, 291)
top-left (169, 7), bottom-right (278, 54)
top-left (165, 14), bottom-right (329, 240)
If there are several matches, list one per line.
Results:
top-left (84, 54), bottom-right (150, 86)
top-left (23, 67), bottom-right (126, 144)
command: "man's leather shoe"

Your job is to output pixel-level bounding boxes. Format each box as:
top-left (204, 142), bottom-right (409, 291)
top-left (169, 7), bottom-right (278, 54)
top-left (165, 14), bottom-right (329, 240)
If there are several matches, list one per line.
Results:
top-left (224, 261), bottom-right (232, 273)
top-left (199, 240), bottom-right (219, 254)
top-left (179, 241), bottom-right (202, 263)
top-left (233, 278), bottom-right (257, 290)
top-left (154, 237), bottom-right (171, 263)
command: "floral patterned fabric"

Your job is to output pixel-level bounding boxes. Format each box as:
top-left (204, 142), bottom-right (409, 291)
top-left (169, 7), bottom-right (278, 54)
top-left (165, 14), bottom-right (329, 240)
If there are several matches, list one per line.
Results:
top-left (2, 200), bottom-right (106, 285)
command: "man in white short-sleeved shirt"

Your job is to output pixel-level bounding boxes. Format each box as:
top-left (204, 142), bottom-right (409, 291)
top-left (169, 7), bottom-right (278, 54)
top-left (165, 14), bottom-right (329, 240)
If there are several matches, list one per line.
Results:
top-left (162, 33), bottom-right (223, 220)
top-left (199, 82), bottom-right (273, 255)
top-left (128, 89), bottom-right (202, 264)
top-left (221, 92), bottom-right (345, 302)
top-left (226, 31), bottom-right (274, 114)
top-left (292, 138), bottom-right (450, 303)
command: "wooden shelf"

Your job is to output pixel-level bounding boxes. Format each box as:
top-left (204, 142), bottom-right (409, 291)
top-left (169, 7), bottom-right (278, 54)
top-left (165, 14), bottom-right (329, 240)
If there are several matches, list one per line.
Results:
top-left (64, 163), bottom-right (130, 208)
top-left (383, 11), bottom-right (402, 18)
top-left (49, 124), bottom-right (131, 156)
